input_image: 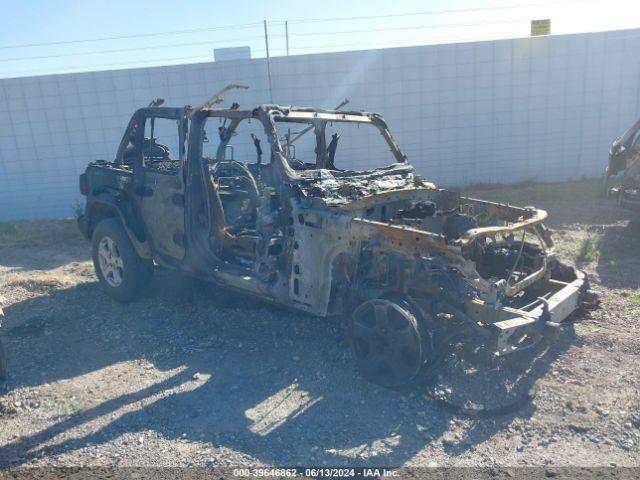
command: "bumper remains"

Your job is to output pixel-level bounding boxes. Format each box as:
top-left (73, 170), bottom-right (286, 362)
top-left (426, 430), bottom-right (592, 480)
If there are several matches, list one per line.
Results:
top-left (491, 269), bottom-right (587, 355)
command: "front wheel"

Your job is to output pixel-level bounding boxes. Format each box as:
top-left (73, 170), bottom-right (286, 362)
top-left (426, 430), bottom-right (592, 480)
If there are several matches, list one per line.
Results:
top-left (92, 218), bottom-right (153, 302)
top-left (349, 297), bottom-right (431, 387)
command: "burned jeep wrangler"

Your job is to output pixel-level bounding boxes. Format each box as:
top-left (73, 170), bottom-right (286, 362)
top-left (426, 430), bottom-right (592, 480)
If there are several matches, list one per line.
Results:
top-left (78, 85), bottom-right (587, 387)
top-left (606, 118), bottom-right (640, 211)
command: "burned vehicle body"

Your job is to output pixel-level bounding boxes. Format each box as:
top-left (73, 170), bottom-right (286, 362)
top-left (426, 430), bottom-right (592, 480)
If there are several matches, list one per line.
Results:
top-left (607, 118), bottom-right (640, 211)
top-left (78, 88), bottom-right (587, 387)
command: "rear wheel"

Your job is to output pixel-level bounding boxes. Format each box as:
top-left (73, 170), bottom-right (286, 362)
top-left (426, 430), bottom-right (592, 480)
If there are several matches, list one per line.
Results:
top-left (92, 218), bottom-right (153, 302)
top-left (349, 297), bottom-right (431, 387)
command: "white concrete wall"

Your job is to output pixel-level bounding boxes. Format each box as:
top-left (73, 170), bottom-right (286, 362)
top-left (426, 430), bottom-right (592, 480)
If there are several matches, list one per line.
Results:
top-left (1, 28), bottom-right (639, 220)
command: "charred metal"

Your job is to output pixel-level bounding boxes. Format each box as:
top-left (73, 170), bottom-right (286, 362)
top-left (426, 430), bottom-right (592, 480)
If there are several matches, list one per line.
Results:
top-left (78, 85), bottom-right (589, 388)
top-left (607, 118), bottom-right (640, 211)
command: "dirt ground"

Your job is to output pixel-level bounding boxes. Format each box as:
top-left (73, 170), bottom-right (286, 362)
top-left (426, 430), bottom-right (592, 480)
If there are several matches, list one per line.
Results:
top-left (0, 181), bottom-right (639, 468)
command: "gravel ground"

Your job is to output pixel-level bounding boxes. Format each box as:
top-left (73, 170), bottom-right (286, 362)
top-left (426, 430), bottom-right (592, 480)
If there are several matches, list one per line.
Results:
top-left (0, 186), bottom-right (639, 468)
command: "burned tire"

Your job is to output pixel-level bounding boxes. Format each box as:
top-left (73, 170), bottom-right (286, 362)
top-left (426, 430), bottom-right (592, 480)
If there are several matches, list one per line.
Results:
top-left (92, 218), bottom-right (153, 302)
top-left (349, 297), bottom-right (431, 388)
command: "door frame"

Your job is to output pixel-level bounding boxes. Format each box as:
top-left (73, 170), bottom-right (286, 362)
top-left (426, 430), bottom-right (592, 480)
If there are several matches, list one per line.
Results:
top-left (131, 107), bottom-right (189, 262)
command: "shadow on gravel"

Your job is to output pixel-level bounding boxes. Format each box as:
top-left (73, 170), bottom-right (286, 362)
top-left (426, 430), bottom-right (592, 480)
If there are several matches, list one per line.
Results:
top-left (593, 219), bottom-right (640, 289)
top-left (0, 268), bottom-right (574, 467)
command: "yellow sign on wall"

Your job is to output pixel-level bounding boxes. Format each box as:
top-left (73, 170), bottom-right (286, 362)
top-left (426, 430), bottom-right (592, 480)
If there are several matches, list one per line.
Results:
top-left (531, 19), bottom-right (551, 36)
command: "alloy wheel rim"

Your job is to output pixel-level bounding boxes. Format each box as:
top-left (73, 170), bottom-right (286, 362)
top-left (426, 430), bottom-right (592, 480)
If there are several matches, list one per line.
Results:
top-left (98, 236), bottom-right (124, 287)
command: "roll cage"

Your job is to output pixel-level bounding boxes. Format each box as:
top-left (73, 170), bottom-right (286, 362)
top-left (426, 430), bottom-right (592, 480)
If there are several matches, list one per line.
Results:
top-left (191, 105), bottom-right (408, 181)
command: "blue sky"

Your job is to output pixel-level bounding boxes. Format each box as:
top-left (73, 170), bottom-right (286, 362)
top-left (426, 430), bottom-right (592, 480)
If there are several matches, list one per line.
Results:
top-left (1, 0), bottom-right (638, 78)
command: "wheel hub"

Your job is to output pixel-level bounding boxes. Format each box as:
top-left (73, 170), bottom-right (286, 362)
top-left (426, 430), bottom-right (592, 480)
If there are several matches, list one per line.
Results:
top-left (350, 298), bottom-right (424, 387)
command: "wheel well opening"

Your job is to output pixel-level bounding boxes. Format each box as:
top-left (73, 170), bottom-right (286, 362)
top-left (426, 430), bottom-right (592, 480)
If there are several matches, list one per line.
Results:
top-left (88, 204), bottom-right (118, 237)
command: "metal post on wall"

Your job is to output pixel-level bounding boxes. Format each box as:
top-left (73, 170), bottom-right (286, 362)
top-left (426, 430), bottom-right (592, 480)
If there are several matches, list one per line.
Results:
top-left (263, 20), bottom-right (274, 103)
top-left (285, 21), bottom-right (289, 56)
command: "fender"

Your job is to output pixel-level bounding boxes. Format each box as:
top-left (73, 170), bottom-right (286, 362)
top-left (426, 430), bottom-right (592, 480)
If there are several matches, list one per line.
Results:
top-left (86, 190), bottom-right (152, 259)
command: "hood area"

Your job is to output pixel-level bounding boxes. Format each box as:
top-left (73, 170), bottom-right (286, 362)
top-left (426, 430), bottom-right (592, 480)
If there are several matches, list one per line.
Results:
top-left (297, 163), bottom-right (436, 206)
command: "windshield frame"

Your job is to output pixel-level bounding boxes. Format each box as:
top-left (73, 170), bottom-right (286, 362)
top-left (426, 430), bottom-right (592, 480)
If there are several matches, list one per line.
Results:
top-left (269, 109), bottom-right (407, 169)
